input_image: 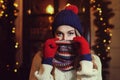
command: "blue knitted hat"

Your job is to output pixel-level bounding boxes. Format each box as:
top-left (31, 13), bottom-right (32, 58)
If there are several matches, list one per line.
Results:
top-left (52, 5), bottom-right (83, 35)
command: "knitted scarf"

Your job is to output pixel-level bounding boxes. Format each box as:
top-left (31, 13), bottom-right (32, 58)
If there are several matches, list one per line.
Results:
top-left (52, 40), bottom-right (76, 71)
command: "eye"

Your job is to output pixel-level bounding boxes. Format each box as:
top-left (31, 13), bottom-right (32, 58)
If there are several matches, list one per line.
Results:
top-left (56, 32), bottom-right (63, 37)
top-left (68, 31), bottom-right (75, 36)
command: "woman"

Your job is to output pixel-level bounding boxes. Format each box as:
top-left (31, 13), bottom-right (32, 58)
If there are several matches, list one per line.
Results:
top-left (29, 5), bottom-right (102, 80)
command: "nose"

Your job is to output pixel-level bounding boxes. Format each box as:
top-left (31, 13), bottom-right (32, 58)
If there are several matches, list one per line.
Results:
top-left (63, 35), bottom-right (69, 40)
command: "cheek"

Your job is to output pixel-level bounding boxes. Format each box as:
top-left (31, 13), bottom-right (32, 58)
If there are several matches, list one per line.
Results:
top-left (68, 35), bottom-right (76, 40)
top-left (55, 36), bottom-right (62, 40)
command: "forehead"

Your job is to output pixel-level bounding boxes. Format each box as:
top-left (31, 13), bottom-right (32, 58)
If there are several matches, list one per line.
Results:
top-left (56, 25), bottom-right (75, 32)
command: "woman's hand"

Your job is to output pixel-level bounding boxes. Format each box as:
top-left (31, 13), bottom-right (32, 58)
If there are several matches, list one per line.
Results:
top-left (73, 36), bottom-right (90, 55)
top-left (43, 38), bottom-right (59, 58)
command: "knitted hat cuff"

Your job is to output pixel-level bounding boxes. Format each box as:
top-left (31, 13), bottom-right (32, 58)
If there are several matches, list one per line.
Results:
top-left (52, 5), bottom-right (83, 35)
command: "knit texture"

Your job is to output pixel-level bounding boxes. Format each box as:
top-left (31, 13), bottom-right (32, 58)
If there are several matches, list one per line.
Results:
top-left (52, 5), bottom-right (82, 35)
top-left (52, 43), bottom-right (75, 71)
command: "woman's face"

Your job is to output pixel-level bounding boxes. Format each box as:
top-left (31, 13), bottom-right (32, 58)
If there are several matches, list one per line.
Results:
top-left (55, 25), bottom-right (76, 40)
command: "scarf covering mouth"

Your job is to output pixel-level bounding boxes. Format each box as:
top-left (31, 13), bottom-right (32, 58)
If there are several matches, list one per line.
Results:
top-left (53, 40), bottom-right (76, 71)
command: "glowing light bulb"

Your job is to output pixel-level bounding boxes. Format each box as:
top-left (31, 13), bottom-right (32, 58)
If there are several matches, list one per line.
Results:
top-left (16, 62), bottom-right (19, 65)
top-left (100, 17), bottom-right (103, 21)
top-left (14, 3), bottom-right (18, 8)
top-left (48, 16), bottom-right (53, 23)
top-left (109, 40), bottom-right (111, 43)
top-left (66, 3), bottom-right (71, 6)
top-left (5, 14), bottom-right (8, 17)
top-left (27, 9), bottom-right (31, 15)
top-left (103, 39), bottom-right (106, 43)
top-left (110, 33), bottom-right (112, 36)
top-left (12, 27), bottom-right (15, 33)
top-left (0, 0), bottom-right (4, 3)
top-left (107, 46), bottom-right (110, 50)
top-left (15, 42), bottom-right (19, 48)
top-left (82, 7), bottom-right (86, 13)
top-left (103, 23), bottom-right (106, 26)
top-left (14, 69), bottom-right (17, 72)
top-left (46, 4), bottom-right (54, 14)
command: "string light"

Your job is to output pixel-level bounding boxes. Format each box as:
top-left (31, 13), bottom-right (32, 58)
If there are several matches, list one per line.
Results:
top-left (103, 39), bottom-right (106, 43)
top-left (0, 0), bottom-right (20, 74)
top-left (2, 4), bottom-right (5, 9)
top-left (90, 0), bottom-right (96, 3)
top-left (48, 16), bottom-right (53, 23)
top-left (12, 27), bottom-right (15, 33)
top-left (16, 62), bottom-right (19, 65)
top-left (0, 0), bottom-right (4, 3)
top-left (108, 40), bottom-right (111, 43)
top-left (82, 7), bottom-right (86, 13)
top-left (13, 2), bottom-right (18, 8)
top-left (109, 33), bottom-right (112, 36)
top-left (27, 9), bottom-right (31, 15)
top-left (100, 17), bottom-right (103, 21)
top-left (91, 1), bottom-right (114, 77)
top-left (15, 42), bottom-right (19, 48)
top-left (0, 11), bottom-right (4, 17)
top-left (107, 46), bottom-right (111, 50)
top-left (103, 23), bottom-right (106, 26)
top-left (14, 68), bottom-right (18, 73)
top-left (46, 4), bottom-right (54, 14)
top-left (66, 3), bottom-right (71, 6)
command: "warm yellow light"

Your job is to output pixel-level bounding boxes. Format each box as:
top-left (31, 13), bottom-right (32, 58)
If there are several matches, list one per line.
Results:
top-left (103, 23), bottom-right (106, 26)
top-left (108, 40), bottom-right (111, 43)
top-left (97, 8), bottom-right (101, 11)
top-left (100, 17), bottom-right (103, 21)
top-left (82, 7), bottom-right (86, 13)
top-left (103, 39), bottom-right (106, 43)
top-left (66, 3), bottom-right (71, 6)
top-left (0, 11), bottom-right (4, 17)
top-left (14, 3), bottom-right (18, 8)
top-left (15, 45), bottom-right (18, 48)
top-left (15, 42), bottom-right (19, 48)
top-left (5, 14), bottom-right (8, 17)
top-left (16, 62), bottom-right (19, 65)
top-left (104, 29), bottom-right (107, 32)
top-left (48, 16), bottom-right (53, 23)
top-left (107, 46), bottom-right (110, 50)
top-left (46, 4), bottom-right (54, 14)
top-left (2, 4), bottom-right (6, 9)
top-left (14, 10), bottom-right (18, 16)
top-left (14, 12), bottom-right (18, 16)
top-left (90, 0), bottom-right (95, 3)
top-left (110, 33), bottom-right (112, 36)
top-left (14, 69), bottom-right (17, 72)
top-left (0, 0), bottom-right (4, 3)
top-left (12, 27), bottom-right (15, 33)
top-left (27, 9), bottom-right (31, 15)
top-left (1, 11), bottom-right (4, 14)
top-left (99, 10), bottom-right (102, 13)
top-left (99, 12), bottom-right (102, 15)
top-left (49, 26), bottom-right (52, 30)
